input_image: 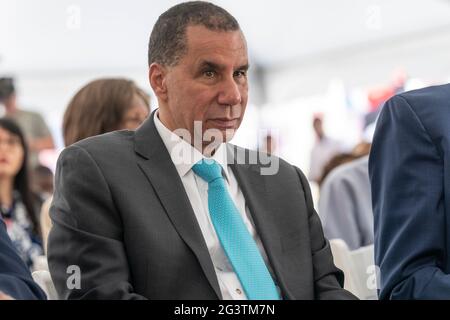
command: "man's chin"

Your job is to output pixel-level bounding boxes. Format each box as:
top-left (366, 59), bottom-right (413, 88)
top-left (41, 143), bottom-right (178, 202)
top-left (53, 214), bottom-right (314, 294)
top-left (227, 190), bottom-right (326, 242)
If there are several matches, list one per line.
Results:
top-left (220, 129), bottom-right (237, 144)
top-left (202, 127), bottom-right (236, 143)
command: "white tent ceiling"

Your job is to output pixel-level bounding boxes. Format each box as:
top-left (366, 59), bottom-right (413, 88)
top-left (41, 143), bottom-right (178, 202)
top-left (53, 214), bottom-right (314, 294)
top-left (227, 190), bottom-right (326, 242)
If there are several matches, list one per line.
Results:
top-left (1, 0), bottom-right (450, 73)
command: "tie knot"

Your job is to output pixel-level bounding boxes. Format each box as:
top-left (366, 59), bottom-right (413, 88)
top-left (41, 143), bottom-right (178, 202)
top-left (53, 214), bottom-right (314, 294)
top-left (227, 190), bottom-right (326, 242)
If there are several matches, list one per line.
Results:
top-left (192, 159), bottom-right (223, 183)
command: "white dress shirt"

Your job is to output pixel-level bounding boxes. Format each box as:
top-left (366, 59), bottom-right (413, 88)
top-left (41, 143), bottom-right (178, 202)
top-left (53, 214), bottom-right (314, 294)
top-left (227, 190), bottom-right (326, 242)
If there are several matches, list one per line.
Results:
top-left (154, 111), bottom-right (279, 300)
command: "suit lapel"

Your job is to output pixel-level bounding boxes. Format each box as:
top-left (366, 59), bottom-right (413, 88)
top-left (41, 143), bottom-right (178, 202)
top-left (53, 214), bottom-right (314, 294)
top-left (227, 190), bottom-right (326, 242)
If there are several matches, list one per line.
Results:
top-left (134, 111), bottom-right (222, 299)
top-left (227, 145), bottom-right (295, 300)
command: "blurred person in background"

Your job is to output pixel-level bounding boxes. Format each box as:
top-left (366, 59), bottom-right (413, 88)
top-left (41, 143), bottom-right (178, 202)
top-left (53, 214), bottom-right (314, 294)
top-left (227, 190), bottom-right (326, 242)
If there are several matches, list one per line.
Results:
top-left (62, 78), bottom-right (150, 146)
top-left (318, 140), bottom-right (372, 250)
top-left (318, 139), bottom-right (371, 187)
top-left (352, 141), bottom-right (371, 158)
top-left (317, 153), bottom-right (358, 187)
top-left (40, 78), bottom-right (151, 252)
top-left (0, 217), bottom-right (46, 300)
top-left (0, 77), bottom-right (55, 168)
top-left (308, 114), bottom-right (345, 184)
top-left (32, 165), bottom-right (54, 202)
top-left (259, 133), bottom-right (277, 155)
top-left (0, 118), bottom-right (43, 269)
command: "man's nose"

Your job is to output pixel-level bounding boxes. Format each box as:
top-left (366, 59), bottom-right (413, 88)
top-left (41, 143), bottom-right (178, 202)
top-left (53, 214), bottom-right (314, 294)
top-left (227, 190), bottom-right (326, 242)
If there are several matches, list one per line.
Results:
top-left (218, 77), bottom-right (242, 107)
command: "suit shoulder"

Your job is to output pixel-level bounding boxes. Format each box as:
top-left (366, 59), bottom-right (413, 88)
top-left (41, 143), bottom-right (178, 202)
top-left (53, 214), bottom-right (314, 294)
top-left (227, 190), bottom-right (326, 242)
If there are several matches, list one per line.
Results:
top-left (395, 84), bottom-right (450, 114)
top-left (64, 130), bottom-right (135, 164)
top-left (379, 84), bottom-right (450, 136)
top-left (72, 130), bottom-right (134, 151)
top-left (398, 83), bottom-right (450, 101)
top-left (228, 144), bottom-right (301, 177)
top-left (229, 144), bottom-right (290, 166)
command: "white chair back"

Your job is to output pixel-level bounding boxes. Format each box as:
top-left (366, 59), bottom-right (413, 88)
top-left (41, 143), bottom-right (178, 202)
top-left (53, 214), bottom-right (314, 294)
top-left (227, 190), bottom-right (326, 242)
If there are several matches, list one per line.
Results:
top-left (329, 239), bottom-right (378, 299)
top-left (32, 269), bottom-right (58, 300)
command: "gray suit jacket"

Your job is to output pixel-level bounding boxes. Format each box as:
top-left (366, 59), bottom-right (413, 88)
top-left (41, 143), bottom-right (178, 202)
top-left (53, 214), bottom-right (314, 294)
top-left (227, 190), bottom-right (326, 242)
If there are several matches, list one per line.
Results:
top-left (48, 111), bottom-right (356, 300)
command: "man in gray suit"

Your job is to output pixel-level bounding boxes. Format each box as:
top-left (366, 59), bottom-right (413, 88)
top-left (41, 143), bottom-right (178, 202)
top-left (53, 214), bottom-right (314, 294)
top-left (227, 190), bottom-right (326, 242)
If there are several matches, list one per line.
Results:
top-left (48, 1), bottom-right (355, 300)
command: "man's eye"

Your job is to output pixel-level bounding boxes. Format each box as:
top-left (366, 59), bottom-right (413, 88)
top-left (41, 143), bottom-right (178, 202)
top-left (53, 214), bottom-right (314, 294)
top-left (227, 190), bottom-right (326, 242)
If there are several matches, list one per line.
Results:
top-left (203, 70), bottom-right (216, 78)
top-left (234, 70), bottom-right (247, 78)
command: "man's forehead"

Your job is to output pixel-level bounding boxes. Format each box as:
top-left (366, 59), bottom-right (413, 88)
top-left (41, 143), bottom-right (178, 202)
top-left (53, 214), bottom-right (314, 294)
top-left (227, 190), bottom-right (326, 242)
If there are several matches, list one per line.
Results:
top-left (184, 25), bottom-right (248, 65)
top-left (185, 25), bottom-right (247, 51)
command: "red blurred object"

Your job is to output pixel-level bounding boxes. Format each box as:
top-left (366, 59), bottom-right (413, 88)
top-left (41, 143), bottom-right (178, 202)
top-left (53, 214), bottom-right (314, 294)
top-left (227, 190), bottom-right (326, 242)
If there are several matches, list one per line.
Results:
top-left (392, 68), bottom-right (407, 89)
top-left (368, 86), bottom-right (395, 112)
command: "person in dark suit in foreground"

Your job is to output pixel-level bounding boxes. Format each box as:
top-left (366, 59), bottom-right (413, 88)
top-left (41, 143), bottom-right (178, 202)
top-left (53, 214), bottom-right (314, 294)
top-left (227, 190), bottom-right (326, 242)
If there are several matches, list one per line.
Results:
top-left (0, 218), bottom-right (46, 300)
top-left (370, 83), bottom-right (450, 299)
top-left (48, 1), bottom-right (356, 300)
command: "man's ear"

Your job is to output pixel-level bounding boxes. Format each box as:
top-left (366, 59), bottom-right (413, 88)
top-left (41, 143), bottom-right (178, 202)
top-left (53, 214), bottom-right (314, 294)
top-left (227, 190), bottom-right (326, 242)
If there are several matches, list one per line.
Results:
top-left (149, 63), bottom-right (168, 101)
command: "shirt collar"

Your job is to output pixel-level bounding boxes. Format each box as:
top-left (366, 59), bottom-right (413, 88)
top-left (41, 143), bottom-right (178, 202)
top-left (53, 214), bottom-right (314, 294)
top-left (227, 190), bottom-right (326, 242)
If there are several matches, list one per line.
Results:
top-left (154, 110), bottom-right (230, 181)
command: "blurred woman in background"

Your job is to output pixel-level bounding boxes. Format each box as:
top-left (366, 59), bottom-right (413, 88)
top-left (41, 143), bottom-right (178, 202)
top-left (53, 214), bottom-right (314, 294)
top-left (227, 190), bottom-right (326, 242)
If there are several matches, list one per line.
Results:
top-left (0, 118), bottom-right (43, 268)
top-left (41, 78), bottom-right (151, 251)
top-left (62, 78), bottom-right (150, 146)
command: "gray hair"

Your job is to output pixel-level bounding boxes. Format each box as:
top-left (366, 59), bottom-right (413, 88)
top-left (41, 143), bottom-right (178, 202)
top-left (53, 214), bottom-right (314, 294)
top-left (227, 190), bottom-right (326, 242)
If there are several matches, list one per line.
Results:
top-left (148, 1), bottom-right (241, 67)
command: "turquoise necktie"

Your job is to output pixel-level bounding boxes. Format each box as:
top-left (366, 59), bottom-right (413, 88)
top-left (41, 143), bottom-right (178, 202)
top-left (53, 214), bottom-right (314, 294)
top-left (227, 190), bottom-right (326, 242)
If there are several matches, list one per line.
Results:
top-left (192, 159), bottom-right (281, 300)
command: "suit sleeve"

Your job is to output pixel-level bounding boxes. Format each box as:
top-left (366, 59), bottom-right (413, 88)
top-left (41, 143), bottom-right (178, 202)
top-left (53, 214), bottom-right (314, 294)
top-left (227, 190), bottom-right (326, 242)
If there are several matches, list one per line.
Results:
top-left (0, 219), bottom-right (47, 300)
top-left (295, 167), bottom-right (357, 300)
top-left (48, 145), bottom-right (147, 300)
top-left (369, 95), bottom-right (448, 299)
